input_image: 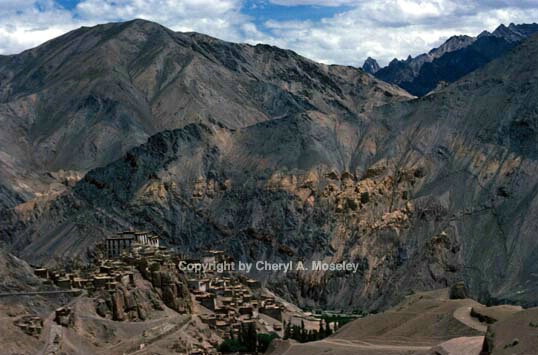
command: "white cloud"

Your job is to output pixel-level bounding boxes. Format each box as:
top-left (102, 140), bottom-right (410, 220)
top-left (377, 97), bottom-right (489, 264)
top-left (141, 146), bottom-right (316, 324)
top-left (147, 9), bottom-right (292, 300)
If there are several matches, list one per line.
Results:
top-left (0, 0), bottom-right (538, 68)
top-left (0, 0), bottom-right (253, 54)
top-left (258, 0), bottom-right (538, 66)
top-left (268, 0), bottom-right (358, 5)
top-left (0, 0), bottom-right (77, 54)
top-left (74, 0), bottom-right (251, 42)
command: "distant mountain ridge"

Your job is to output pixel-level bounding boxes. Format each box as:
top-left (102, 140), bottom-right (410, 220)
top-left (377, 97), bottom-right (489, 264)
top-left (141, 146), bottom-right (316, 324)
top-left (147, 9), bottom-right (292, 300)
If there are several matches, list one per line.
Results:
top-left (364, 23), bottom-right (538, 95)
top-left (481, 22), bottom-right (538, 42)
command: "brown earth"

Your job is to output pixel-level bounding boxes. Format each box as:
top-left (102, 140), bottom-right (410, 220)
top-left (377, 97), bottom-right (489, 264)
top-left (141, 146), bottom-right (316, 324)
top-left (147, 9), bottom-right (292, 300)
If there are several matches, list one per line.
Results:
top-left (266, 289), bottom-right (488, 355)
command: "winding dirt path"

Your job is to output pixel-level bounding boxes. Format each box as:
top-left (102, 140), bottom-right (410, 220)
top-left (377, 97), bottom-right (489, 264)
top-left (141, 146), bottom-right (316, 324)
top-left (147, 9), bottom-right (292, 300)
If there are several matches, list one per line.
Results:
top-left (320, 338), bottom-right (432, 351)
top-left (275, 338), bottom-right (432, 355)
top-left (453, 306), bottom-right (487, 332)
top-left (431, 336), bottom-right (484, 355)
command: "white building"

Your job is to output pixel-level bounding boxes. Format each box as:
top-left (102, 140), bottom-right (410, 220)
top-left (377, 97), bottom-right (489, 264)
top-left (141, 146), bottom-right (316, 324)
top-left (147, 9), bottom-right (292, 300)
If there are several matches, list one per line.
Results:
top-left (105, 231), bottom-right (159, 258)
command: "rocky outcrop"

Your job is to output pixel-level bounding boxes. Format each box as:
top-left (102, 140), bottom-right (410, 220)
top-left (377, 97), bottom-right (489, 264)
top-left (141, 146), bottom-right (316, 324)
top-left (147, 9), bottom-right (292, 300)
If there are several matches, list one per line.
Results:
top-left (93, 267), bottom-right (191, 322)
top-left (95, 286), bottom-right (158, 322)
top-left (135, 259), bottom-right (192, 314)
top-left (9, 117), bottom-right (454, 311)
top-left (150, 269), bottom-right (191, 314)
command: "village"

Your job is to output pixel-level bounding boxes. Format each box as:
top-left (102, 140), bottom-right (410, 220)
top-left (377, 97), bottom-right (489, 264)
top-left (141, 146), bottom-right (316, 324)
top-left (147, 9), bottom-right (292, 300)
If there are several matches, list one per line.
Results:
top-left (23, 230), bottom-right (330, 354)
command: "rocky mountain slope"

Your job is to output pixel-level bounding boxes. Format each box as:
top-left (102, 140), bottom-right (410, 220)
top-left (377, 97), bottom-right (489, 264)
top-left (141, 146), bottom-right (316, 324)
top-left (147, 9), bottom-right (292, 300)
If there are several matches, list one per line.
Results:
top-left (0, 247), bottom-right (42, 293)
top-left (365, 33), bottom-right (538, 308)
top-left (371, 23), bottom-right (538, 96)
top-left (1, 20), bottom-right (538, 313)
top-left (0, 19), bottom-right (411, 214)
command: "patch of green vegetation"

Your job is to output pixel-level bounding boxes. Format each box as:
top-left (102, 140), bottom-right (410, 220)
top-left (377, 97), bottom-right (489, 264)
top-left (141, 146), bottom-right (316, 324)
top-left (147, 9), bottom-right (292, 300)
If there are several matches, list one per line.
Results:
top-left (283, 318), bottom-right (350, 343)
top-left (257, 333), bottom-right (279, 353)
top-left (321, 314), bottom-right (358, 327)
top-left (284, 319), bottom-right (324, 342)
top-left (312, 309), bottom-right (367, 317)
top-left (218, 322), bottom-right (278, 353)
top-left (218, 338), bottom-right (249, 353)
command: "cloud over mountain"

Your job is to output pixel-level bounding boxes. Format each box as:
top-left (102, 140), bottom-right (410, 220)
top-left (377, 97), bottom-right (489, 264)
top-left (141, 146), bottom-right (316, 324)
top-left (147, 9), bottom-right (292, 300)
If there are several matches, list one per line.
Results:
top-left (2, 1), bottom-right (538, 66)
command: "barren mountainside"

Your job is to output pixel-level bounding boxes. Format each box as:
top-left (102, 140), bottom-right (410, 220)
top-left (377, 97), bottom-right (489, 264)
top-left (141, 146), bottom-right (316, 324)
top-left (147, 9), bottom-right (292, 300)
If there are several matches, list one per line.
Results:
top-left (1, 20), bottom-right (538, 313)
top-left (0, 19), bottom-right (410, 212)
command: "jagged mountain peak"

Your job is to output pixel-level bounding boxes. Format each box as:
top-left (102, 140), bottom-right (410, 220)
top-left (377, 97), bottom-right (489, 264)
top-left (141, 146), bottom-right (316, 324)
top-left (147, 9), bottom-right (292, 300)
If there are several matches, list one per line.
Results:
top-left (429, 34), bottom-right (475, 57)
top-left (482, 22), bottom-right (538, 42)
top-left (375, 22), bottom-right (538, 96)
top-left (362, 56), bottom-right (380, 74)
top-left (491, 23), bottom-right (526, 42)
top-left (478, 30), bottom-right (491, 38)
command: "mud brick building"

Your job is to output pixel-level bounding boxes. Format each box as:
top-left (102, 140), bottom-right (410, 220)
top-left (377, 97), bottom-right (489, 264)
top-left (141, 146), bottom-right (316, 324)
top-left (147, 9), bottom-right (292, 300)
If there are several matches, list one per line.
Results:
top-left (106, 231), bottom-right (159, 258)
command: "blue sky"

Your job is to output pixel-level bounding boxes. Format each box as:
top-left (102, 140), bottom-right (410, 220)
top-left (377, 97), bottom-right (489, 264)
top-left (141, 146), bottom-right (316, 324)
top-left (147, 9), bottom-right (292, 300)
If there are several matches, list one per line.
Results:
top-left (1, 1), bottom-right (538, 66)
top-left (242, 1), bottom-right (351, 23)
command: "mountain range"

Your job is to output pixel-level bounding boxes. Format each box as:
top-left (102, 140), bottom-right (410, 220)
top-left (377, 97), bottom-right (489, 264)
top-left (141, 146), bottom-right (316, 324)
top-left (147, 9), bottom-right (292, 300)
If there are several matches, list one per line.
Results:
top-left (365, 23), bottom-right (538, 96)
top-left (0, 19), bottom-right (538, 314)
top-left (0, 19), bottom-right (409, 212)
